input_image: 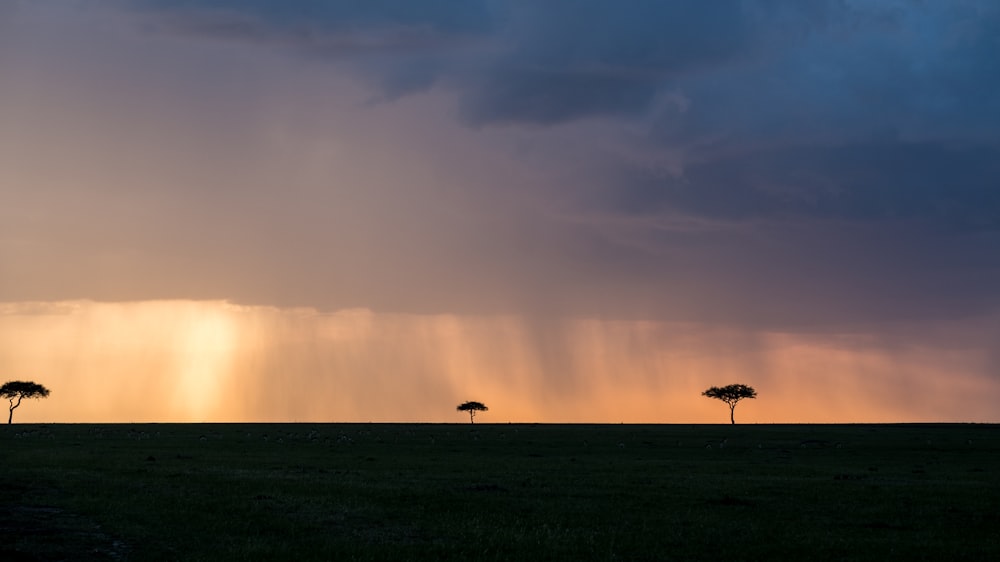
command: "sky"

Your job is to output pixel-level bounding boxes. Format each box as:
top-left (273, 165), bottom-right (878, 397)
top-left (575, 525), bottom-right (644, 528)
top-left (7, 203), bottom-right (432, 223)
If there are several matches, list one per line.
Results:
top-left (1, 1), bottom-right (999, 423)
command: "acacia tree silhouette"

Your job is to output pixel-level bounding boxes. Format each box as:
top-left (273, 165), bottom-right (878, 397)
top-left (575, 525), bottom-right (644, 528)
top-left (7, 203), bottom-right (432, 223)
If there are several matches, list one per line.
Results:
top-left (456, 401), bottom-right (488, 424)
top-left (702, 384), bottom-right (756, 424)
top-left (1, 381), bottom-right (51, 424)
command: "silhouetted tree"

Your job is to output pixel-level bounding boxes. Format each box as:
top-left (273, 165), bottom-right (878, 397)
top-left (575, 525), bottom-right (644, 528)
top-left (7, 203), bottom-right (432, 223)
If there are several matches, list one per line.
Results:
top-left (1, 381), bottom-right (51, 424)
top-left (702, 384), bottom-right (756, 424)
top-left (456, 401), bottom-right (488, 424)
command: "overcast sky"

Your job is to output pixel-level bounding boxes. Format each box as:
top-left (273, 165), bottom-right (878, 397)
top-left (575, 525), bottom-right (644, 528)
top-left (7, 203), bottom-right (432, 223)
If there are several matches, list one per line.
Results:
top-left (2, 1), bottom-right (998, 422)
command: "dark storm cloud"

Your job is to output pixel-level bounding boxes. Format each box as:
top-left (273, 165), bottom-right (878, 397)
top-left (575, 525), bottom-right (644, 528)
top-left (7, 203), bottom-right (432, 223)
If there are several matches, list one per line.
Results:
top-left (454, 0), bottom-right (756, 125)
top-left (6, 0), bottom-right (1000, 329)
top-left (125, 1), bottom-right (1000, 322)
top-left (127, 0), bottom-right (1000, 134)
top-left (127, 0), bottom-right (1000, 150)
top-left (614, 142), bottom-right (1000, 229)
top-left (577, 2), bottom-right (1000, 240)
top-left (130, 0), bottom-right (848, 122)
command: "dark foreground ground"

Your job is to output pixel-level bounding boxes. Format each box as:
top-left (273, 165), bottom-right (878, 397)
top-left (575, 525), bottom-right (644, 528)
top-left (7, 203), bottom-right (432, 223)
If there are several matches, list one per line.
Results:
top-left (2, 423), bottom-right (998, 560)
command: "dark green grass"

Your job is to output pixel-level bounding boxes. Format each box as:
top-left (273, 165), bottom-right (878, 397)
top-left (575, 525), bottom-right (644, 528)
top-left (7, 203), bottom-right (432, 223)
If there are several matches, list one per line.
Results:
top-left (2, 423), bottom-right (998, 560)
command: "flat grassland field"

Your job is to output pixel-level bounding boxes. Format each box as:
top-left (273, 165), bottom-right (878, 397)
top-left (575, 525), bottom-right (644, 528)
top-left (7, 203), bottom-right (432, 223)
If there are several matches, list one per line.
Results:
top-left (2, 424), bottom-right (998, 561)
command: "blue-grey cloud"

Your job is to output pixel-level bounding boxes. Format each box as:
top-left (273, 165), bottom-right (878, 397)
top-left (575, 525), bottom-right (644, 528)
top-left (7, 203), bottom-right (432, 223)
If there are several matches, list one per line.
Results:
top-left (125, 0), bottom-right (1000, 132)
top-left (60, 1), bottom-right (1000, 221)
top-left (613, 142), bottom-right (1000, 229)
top-left (455, 0), bottom-right (757, 125)
top-left (131, 1), bottom-right (846, 122)
top-left (4, 0), bottom-right (1000, 330)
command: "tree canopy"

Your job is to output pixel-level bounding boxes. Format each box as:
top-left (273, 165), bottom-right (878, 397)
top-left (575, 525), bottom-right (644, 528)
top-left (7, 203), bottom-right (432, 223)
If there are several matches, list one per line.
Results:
top-left (702, 384), bottom-right (756, 424)
top-left (456, 401), bottom-right (488, 424)
top-left (1, 380), bottom-right (51, 424)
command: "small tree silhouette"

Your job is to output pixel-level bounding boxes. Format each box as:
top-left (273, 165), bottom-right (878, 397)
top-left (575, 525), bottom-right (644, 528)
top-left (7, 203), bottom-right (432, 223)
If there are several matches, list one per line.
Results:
top-left (702, 384), bottom-right (756, 424)
top-left (1, 381), bottom-right (51, 424)
top-left (456, 401), bottom-right (488, 424)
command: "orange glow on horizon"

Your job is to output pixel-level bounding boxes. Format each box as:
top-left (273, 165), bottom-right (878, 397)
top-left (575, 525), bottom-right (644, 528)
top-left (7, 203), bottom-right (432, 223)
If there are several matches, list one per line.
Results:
top-left (0, 300), bottom-right (997, 424)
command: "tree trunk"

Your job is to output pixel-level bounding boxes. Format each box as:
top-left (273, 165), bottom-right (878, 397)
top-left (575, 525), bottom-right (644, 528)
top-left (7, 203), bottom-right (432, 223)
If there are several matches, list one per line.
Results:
top-left (729, 405), bottom-right (735, 425)
top-left (8, 396), bottom-right (20, 424)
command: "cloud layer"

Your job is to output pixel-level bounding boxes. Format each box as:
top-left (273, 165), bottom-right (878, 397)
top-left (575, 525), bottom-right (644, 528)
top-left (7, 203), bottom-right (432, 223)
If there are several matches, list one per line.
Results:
top-left (2, 3), bottom-right (999, 421)
top-left (3, 2), bottom-right (999, 328)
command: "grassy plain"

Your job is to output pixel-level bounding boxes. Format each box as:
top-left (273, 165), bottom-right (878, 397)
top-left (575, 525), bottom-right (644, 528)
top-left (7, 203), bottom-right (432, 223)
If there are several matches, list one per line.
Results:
top-left (2, 423), bottom-right (998, 560)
